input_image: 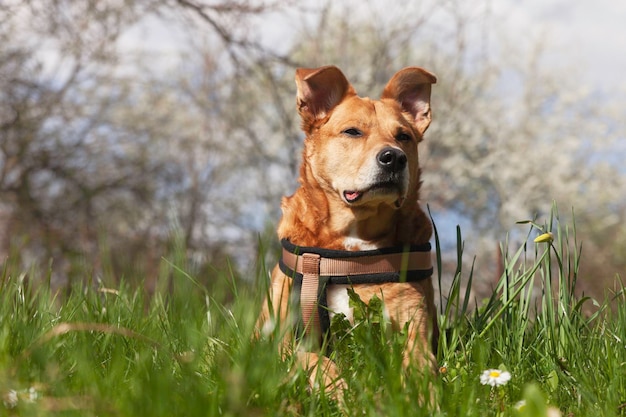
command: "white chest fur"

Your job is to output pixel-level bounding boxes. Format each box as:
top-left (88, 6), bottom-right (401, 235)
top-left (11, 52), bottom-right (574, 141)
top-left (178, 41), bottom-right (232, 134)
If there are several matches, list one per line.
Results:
top-left (326, 284), bottom-right (391, 324)
top-left (326, 284), bottom-right (353, 322)
top-left (342, 236), bottom-right (379, 251)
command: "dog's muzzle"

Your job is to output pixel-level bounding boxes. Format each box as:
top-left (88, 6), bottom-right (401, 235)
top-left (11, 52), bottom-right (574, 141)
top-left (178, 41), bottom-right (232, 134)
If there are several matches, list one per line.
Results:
top-left (342, 147), bottom-right (409, 205)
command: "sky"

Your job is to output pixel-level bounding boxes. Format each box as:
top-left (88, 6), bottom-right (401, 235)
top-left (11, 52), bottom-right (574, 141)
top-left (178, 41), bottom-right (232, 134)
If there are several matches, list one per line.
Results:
top-left (494, 0), bottom-right (626, 92)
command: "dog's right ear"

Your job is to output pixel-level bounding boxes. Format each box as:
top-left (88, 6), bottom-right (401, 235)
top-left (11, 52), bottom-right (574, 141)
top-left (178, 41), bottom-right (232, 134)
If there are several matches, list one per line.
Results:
top-left (295, 66), bottom-right (355, 125)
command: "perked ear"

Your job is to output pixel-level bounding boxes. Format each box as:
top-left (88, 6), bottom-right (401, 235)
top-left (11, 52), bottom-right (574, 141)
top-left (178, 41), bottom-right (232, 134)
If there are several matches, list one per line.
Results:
top-left (295, 66), bottom-right (356, 123)
top-left (381, 67), bottom-right (437, 135)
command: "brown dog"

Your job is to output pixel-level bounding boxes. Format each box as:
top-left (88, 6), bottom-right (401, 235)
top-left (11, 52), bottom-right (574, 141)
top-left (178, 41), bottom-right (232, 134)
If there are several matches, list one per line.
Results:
top-left (258, 65), bottom-right (439, 394)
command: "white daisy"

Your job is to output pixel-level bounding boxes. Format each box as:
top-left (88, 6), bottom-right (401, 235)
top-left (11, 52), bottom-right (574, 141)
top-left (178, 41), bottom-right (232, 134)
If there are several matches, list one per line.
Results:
top-left (480, 369), bottom-right (512, 387)
top-left (3, 390), bottom-right (18, 409)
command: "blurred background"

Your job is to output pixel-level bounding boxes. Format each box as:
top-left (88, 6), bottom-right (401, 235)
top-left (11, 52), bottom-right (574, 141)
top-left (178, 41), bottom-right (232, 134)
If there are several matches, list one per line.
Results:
top-left (1, 0), bottom-right (625, 298)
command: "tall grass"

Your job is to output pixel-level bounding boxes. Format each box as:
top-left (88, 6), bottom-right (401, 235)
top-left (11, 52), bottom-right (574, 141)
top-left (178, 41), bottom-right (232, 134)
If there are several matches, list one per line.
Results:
top-left (1, 205), bottom-right (625, 416)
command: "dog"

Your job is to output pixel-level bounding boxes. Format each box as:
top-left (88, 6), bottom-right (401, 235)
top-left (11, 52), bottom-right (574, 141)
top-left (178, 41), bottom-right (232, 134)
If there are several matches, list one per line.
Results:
top-left (257, 65), bottom-right (439, 395)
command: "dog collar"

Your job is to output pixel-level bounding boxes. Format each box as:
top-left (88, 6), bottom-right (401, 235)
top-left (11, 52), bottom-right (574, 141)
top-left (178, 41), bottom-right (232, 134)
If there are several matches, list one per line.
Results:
top-left (279, 238), bottom-right (433, 343)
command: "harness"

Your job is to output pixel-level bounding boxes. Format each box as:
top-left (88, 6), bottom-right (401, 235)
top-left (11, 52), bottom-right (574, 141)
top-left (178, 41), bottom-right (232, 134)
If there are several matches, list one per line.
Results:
top-left (279, 238), bottom-right (433, 343)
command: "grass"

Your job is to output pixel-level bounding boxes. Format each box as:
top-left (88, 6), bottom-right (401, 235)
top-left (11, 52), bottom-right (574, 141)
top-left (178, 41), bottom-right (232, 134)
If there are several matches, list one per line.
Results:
top-left (1, 205), bottom-right (625, 416)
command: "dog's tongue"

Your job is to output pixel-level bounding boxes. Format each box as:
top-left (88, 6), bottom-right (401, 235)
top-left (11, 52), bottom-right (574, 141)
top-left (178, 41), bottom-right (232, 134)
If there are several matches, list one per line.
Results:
top-left (344, 191), bottom-right (361, 202)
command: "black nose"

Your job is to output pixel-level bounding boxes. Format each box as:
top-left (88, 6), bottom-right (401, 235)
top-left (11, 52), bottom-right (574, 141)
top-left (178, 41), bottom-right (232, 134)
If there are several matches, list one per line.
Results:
top-left (377, 147), bottom-right (407, 172)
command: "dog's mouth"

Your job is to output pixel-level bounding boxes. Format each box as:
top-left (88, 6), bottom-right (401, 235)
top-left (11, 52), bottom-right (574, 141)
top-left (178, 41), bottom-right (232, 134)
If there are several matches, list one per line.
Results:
top-left (343, 181), bottom-right (406, 207)
top-left (343, 190), bottom-right (363, 203)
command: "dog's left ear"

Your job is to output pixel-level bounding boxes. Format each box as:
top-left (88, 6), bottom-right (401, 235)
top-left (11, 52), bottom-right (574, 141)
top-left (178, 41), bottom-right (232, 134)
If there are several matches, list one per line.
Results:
top-left (382, 67), bottom-right (437, 135)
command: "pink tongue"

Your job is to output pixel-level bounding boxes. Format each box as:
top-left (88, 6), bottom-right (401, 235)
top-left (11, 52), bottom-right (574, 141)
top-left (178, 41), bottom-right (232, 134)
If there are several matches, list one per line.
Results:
top-left (345, 191), bottom-right (361, 202)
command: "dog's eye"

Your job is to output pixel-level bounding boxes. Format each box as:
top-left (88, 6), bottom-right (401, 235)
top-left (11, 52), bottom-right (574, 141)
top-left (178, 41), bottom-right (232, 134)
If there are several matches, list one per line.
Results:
top-left (396, 132), bottom-right (412, 142)
top-left (342, 128), bottom-right (363, 137)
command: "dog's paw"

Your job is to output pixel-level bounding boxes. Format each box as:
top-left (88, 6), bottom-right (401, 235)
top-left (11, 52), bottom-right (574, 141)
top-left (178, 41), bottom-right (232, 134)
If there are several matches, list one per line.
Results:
top-left (296, 351), bottom-right (347, 401)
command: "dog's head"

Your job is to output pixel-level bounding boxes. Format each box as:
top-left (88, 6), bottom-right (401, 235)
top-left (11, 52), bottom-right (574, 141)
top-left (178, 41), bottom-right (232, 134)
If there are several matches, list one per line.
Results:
top-left (295, 66), bottom-right (436, 214)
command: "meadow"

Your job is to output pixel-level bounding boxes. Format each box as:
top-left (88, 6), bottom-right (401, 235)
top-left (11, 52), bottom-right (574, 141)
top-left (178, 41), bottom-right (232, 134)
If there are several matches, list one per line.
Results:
top-left (1, 207), bottom-right (625, 416)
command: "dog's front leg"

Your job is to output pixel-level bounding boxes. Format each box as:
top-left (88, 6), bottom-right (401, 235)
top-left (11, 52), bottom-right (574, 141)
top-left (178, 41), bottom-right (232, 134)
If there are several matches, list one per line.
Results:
top-left (257, 267), bottom-right (347, 400)
top-left (385, 281), bottom-right (438, 372)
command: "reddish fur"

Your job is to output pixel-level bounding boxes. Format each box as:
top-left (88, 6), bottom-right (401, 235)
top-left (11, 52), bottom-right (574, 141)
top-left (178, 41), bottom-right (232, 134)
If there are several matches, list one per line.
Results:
top-left (257, 65), bottom-right (439, 395)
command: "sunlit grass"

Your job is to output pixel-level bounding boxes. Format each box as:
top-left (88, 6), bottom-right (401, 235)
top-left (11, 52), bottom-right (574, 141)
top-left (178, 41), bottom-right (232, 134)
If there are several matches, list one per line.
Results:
top-left (1, 205), bottom-right (625, 416)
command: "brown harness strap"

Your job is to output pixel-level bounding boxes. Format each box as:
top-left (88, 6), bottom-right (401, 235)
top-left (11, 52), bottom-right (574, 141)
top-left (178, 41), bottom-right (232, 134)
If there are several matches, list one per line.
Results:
top-left (300, 253), bottom-right (322, 338)
top-left (282, 248), bottom-right (432, 277)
